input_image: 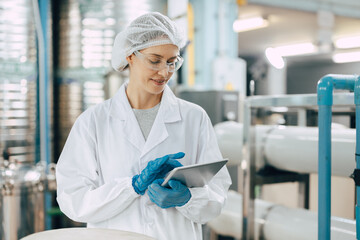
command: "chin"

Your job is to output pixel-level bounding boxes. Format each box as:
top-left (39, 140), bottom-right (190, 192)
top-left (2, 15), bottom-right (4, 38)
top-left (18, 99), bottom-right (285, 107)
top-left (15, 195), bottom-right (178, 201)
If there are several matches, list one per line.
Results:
top-left (150, 86), bottom-right (166, 95)
top-left (148, 79), bottom-right (167, 94)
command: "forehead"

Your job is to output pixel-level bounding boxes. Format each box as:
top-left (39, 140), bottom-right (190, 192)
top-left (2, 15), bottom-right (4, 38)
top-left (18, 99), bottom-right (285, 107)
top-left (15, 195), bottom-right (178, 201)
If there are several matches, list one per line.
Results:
top-left (141, 44), bottom-right (179, 57)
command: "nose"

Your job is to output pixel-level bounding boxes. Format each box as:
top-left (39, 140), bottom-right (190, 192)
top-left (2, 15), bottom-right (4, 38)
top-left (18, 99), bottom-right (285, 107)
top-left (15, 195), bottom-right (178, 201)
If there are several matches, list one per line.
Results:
top-left (157, 66), bottom-right (170, 77)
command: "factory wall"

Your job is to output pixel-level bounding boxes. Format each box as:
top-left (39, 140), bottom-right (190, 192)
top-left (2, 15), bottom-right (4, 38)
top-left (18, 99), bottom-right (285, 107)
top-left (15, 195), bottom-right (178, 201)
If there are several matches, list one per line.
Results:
top-left (287, 61), bottom-right (360, 94)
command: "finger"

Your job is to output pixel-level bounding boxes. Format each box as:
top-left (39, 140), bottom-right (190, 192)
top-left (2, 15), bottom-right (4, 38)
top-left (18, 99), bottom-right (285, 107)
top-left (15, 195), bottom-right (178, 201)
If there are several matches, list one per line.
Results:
top-left (148, 190), bottom-right (164, 208)
top-left (152, 152), bottom-right (184, 170)
top-left (166, 159), bottom-right (183, 168)
top-left (147, 188), bottom-right (159, 204)
top-left (148, 182), bottom-right (164, 192)
top-left (167, 152), bottom-right (185, 160)
top-left (150, 155), bottom-right (170, 169)
top-left (149, 181), bottom-right (172, 194)
top-left (158, 160), bottom-right (182, 176)
top-left (149, 152), bottom-right (185, 173)
top-left (168, 179), bottom-right (184, 190)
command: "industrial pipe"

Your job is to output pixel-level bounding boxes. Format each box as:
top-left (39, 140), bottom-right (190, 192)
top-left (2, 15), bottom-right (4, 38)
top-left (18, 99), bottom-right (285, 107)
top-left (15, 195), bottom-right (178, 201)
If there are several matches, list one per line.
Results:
top-left (317, 74), bottom-right (359, 240)
top-left (208, 190), bottom-right (356, 240)
top-left (214, 121), bottom-right (356, 177)
top-left (355, 77), bottom-right (360, 240)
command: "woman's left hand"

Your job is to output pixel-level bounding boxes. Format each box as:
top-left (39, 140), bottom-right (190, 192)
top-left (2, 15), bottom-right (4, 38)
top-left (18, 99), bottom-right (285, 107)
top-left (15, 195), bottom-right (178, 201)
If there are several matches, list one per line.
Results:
top-left (147, 179), bottom-right (191, 208)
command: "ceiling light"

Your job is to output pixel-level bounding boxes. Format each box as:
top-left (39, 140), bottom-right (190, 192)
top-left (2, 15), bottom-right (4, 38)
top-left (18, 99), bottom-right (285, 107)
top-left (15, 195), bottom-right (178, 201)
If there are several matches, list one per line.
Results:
top-left (334, 36), bottom-right (360, 49)
top-left (274, 43), bottom-right (318, 57)
top-left (233, 16), bottom-right (269, 33)
top-left (332, 51), bottom-right (360, 63)
top-left (265, 47), bottom-right (285, 69)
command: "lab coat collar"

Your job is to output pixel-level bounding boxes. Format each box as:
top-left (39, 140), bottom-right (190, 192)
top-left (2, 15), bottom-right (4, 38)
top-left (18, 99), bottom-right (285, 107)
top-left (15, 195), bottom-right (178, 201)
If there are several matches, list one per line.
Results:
top-left (160, 83), bottom-right (181, 123)
top-left (109, 82), bottom-right (181, 123)
top-left (109, 82), bottom-right (181, 156)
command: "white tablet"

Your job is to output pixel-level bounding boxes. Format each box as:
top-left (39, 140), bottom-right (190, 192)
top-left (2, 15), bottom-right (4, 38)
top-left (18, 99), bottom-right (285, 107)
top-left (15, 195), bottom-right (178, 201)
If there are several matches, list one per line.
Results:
top-left (161, 159), bottom-right (228, 188)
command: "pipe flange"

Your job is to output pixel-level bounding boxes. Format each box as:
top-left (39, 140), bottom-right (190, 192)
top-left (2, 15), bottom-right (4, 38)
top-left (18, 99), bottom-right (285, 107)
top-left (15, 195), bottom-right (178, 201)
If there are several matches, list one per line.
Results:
top-left (258, 204), bottom-right (278, 239)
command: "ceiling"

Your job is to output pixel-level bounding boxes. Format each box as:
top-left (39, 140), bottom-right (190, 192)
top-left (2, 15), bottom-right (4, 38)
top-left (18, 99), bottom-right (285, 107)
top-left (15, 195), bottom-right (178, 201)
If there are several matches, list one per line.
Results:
top-left (236, 4), bottom-right (360, 64)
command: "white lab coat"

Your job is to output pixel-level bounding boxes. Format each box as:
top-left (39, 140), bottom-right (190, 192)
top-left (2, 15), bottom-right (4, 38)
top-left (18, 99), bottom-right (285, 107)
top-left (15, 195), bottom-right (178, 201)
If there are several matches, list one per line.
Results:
top-left (56, 82), bottom-right (232, 240)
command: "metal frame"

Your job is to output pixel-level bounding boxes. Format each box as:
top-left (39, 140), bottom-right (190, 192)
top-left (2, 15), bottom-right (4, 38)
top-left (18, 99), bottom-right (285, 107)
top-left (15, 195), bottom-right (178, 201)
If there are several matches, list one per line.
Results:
top-left (241, 92), bottom-right (355, 240)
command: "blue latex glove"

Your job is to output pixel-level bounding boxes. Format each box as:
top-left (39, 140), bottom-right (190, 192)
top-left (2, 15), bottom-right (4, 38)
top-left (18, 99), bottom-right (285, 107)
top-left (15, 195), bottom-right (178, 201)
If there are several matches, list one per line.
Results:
top-left (132, 152), bottom-right (185, 195)
top-left (158, 158), bottom-right (183, 179)
top-left (147, 179), bottom-right (191, 208)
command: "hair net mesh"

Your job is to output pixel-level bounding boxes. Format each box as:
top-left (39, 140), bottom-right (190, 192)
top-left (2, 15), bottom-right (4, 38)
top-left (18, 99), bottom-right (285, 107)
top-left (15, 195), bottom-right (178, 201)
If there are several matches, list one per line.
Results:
top-left (111, 12), bottom-right (186, 72)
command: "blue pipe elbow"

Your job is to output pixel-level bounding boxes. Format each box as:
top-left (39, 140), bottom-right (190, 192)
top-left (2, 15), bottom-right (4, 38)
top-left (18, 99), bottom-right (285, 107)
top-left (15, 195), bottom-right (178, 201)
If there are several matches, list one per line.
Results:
top-left (318, 74), bottom-right (358, 106)
top-left (355, 75), bottom-right (360, 105)
top-left (317, 75), bottom-right (334, 106)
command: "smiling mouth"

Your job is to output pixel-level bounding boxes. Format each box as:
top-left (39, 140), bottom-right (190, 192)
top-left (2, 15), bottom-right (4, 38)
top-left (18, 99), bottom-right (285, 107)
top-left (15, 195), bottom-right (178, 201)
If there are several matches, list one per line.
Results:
top-left (151, 79), bottom-right (167, 84)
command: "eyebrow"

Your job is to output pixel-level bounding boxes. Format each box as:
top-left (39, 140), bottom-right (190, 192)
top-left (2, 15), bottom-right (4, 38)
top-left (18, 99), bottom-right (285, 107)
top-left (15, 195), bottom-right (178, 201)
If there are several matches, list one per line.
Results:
top-left (147, 53), bottom-right (178, 61)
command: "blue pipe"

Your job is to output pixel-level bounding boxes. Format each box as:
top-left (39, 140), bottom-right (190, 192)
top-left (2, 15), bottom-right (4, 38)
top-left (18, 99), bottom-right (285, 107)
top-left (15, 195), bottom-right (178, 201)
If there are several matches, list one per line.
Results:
top-left (39, 0), bottom-right (49, 164)
top-left (318, 105), bottom-right (332, 240)
top-left (355, 76), bottom-right (360, 240)
top-left (317, 74), bottom-right (358, 240)
top-left (38, 0), bottom-right (51, 230)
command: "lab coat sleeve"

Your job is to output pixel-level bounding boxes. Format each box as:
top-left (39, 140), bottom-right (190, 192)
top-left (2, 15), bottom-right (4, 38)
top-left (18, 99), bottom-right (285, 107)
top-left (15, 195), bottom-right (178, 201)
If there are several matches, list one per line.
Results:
top-left (56, 110), bottom-right (139, 223)
top-left (175, 112), bottom-right (232, 224)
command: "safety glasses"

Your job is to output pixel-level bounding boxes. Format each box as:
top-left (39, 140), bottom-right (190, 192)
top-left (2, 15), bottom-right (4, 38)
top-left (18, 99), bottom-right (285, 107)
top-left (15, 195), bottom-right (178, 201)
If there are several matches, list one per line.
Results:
top-left (134, 51), bottom-right (184, 73)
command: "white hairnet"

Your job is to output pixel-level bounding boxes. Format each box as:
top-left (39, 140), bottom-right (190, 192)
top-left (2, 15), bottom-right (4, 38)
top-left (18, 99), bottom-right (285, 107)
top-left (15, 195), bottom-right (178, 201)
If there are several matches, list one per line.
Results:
top-left (111, 12), bottom-right (186, 72)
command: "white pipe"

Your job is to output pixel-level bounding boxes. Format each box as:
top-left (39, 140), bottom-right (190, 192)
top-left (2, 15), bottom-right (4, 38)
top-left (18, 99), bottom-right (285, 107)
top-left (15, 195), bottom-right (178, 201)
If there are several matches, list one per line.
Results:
top-left (207, 190), bottom-right (356, 239)
top-left (214, 121), bottom-right (243, 166)
top-left (264, 125), bottom-right (355, 176)
top-left (214, 121), bottom-right (356, 177)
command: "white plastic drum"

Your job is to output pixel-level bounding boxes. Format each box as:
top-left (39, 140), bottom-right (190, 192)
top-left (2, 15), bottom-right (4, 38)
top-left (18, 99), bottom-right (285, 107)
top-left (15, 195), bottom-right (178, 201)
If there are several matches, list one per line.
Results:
top-left (20, 228), bottom-right (156, 240)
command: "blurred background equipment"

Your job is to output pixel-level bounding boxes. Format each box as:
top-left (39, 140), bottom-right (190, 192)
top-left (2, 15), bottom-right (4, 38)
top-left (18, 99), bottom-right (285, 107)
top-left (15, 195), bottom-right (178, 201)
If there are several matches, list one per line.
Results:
top-left (0, 0), bottom-right (56, 239)
top-left (0, 0), bottom-right (41, 238)
top-left (53, 0), bottom-right (167, 159)
top-left (53, 0), bottom-right (168, 160)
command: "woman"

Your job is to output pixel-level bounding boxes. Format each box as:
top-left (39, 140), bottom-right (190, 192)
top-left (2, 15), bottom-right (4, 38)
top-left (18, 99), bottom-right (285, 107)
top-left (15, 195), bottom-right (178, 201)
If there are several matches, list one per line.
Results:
top-left (56, 12), bottom-right (231, 240)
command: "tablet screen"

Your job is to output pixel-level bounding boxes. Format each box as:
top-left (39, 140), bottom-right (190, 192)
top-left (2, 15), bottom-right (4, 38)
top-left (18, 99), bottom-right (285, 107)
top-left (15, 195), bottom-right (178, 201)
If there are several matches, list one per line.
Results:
top-left (161, 159), bottom-right (228, 188)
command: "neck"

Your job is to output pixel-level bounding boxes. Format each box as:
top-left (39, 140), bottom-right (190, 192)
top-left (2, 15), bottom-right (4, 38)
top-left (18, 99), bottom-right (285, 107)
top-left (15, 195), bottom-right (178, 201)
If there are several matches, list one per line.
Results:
top-left (126, 81), bottom-right (162, 109)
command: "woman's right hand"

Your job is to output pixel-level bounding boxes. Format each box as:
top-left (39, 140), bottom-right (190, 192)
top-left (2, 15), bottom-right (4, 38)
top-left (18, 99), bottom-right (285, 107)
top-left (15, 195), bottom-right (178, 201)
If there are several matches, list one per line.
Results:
top-left (132, 152), bottom-right (185, 195)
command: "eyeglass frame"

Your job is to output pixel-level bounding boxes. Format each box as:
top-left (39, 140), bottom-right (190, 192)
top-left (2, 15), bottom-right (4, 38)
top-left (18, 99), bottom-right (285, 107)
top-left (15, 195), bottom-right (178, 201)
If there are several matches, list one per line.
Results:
top-left (133, 50), bottom-right (184, 73)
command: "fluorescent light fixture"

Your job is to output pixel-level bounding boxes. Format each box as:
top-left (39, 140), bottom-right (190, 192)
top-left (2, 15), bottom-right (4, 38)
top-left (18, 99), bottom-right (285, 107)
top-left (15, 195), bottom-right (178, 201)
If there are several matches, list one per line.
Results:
top-left (332, 51), bottom-right (360, 63)
top-left (270, 107), bottom-right (289, 113)
top-left (334, 36), bottom-right (360, 49)
top-left (273, 42), bottom-right (318, 57)
top-left (233, 16), bottom-right (269, 32)
top-left (265, 47), bottom-right (285, 69)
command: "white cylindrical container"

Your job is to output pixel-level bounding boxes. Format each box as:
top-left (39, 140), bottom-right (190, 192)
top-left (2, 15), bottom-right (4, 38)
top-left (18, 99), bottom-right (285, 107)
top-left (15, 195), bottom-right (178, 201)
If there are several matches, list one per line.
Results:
top-left (20, 228), bottom-right (155, 240)
top-left (207, 191), bottom-right (356, 240)
top-left (214, 121), bottom-right (356, 177)
top-left (263, 204), bottom-right (356, 240)
top-left (264, 125), bottom-right (355, 176)
top-left (214, 121), bottom-right (243, 166)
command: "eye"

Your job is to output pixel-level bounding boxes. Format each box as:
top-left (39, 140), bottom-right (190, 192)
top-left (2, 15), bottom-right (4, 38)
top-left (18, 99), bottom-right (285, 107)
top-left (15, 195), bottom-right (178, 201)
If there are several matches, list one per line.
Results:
top-left (148, 58), bottom-right (161, 65)
top-left (167, 59), bottom-right (177, 64)
top-left (150, 60), bottom-right (161, 64)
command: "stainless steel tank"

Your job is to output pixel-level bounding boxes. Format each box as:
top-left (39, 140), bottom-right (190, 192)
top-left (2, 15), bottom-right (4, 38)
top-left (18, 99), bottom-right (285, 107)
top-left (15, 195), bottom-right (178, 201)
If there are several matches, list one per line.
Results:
top-left (0, 161), bottom-right (46, 240)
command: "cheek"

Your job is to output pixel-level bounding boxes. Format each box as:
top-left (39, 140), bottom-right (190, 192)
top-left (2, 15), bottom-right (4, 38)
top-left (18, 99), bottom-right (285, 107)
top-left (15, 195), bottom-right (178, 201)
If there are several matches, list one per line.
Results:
top-left (133, 66), bottom-right (151, 78)
top-left (168, 72), bottom-right (174, 78)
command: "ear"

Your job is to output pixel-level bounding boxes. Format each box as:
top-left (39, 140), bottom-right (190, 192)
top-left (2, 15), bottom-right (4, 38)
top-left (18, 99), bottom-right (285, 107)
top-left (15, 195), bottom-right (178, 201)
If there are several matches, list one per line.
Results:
top-left (126, 54), bottom-right (134, 66)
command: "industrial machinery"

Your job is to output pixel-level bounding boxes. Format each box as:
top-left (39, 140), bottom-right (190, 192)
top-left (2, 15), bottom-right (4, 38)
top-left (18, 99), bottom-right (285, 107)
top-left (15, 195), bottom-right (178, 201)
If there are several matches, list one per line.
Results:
top-left (211, 81), bottom-right (358, 239)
